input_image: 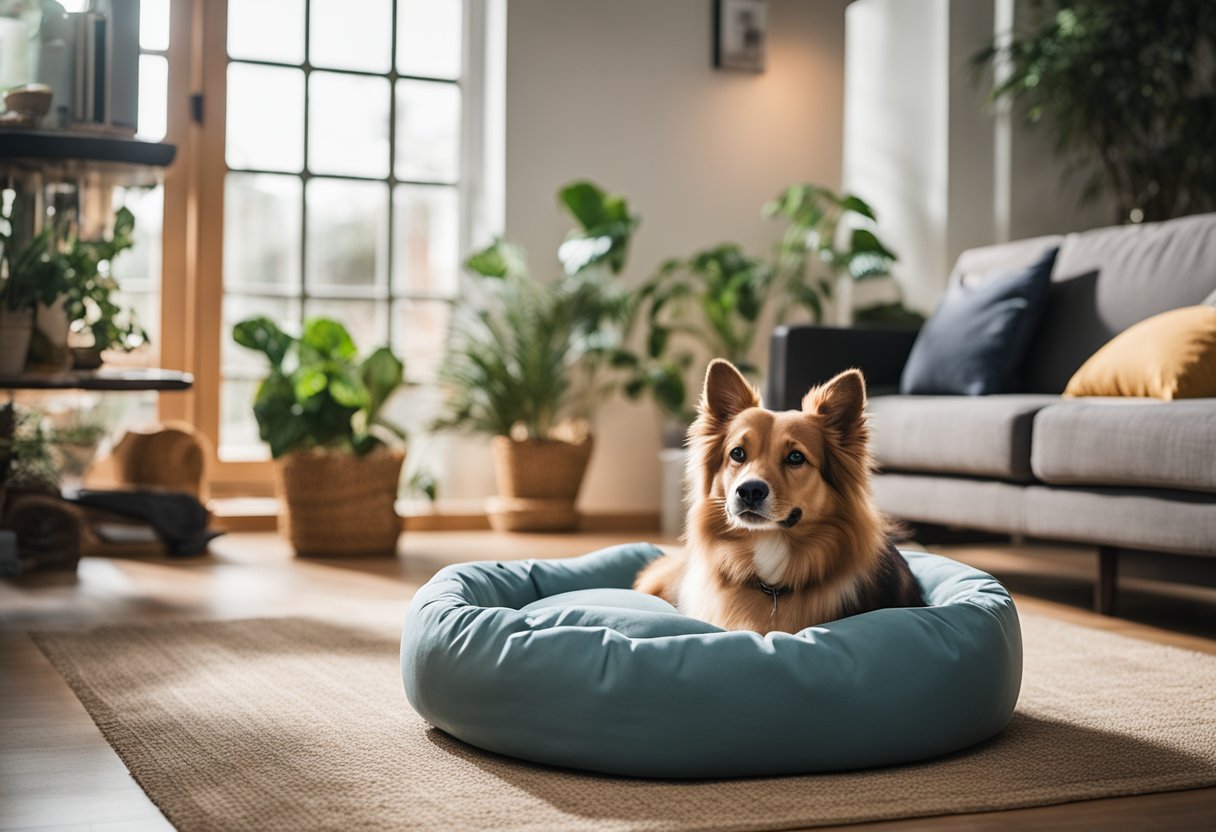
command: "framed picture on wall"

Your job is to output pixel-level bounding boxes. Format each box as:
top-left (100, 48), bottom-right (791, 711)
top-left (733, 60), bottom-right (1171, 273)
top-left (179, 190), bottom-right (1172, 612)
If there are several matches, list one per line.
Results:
top-left (713, 0), bottom-right (767, 72)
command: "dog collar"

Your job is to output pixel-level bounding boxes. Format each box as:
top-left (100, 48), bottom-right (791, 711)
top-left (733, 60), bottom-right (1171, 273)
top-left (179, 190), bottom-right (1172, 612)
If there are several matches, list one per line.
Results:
top-left (756, 579), bottom-right (790, 616)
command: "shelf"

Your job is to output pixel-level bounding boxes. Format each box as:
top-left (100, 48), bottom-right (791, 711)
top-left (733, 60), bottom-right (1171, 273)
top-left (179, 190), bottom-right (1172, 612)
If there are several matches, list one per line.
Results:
top-left (0, 129), bottom-right (176, 167)
top-left (0, 367), bottom-right (193, 392)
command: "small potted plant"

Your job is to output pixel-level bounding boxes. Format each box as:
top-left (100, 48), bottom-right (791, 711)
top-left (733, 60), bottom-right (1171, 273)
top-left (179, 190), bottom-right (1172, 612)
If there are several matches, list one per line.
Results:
top-left (232, 316), bottom-right (408, 557)
top-left (58, 206), bottom-right (148, 369)
top-left (437, 181), bottom-right (637, 532)
top-left (0, 225), bottom-right (66, 375)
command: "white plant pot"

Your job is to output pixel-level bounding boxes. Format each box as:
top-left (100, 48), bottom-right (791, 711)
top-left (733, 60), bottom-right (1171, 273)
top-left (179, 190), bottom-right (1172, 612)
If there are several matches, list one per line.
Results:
top-left (659, 447), bottom-right (689, 538)
top-left (0, 307), bottom-right (34, 374)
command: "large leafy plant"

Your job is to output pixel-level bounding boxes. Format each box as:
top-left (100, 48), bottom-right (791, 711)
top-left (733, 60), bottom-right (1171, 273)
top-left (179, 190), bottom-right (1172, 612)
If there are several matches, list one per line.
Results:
top-left (437, 181), bottom-right (638, 439)
top-left (971, 0), bottom-right (1216, 223)
top-left (232, 316), bottom-right (407, 458)
top-left (620, 183), bottom-right (907, 422)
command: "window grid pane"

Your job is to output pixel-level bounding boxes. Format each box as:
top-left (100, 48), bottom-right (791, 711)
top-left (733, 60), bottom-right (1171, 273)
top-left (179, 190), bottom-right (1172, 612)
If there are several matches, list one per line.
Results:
top-left (220, 0), bottom-right (463, 460)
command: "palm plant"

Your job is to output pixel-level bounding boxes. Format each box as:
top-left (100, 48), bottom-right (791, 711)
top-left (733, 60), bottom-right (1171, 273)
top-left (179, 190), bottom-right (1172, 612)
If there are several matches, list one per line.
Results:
top-left (971, 0), bottom-right (1216, 223)
top-left (437, 181), bottom-right (638, 439)
top-left (438, 265), bottom-right (576, 438)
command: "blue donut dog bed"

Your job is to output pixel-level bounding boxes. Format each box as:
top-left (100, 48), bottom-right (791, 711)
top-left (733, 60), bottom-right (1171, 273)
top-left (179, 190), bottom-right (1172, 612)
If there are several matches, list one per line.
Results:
top-left (401, 543), bottom-right (1022, 778)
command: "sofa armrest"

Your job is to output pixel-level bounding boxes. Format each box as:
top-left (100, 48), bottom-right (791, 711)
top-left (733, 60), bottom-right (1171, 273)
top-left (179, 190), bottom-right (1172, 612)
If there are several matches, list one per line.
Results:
top-left (766, 325), bottom-right (919, 410)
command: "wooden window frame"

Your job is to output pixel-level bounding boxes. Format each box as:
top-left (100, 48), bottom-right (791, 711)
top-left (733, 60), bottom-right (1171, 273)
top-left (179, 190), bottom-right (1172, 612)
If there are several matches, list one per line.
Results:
top-left (158, 0), bottom-right (487, 497)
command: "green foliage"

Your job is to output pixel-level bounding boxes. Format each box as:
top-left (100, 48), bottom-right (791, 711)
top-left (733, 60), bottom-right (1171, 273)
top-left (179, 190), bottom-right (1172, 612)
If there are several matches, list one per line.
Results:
top-left (0, 204), bottom-right (147, 352)
top-left (406, 467), bottom-right (439, 503)
top-left (971, 0), bottom-right (1216, 222)
top-left (854, 301), bottom-right (927, 328)
top-left (764, 183), bottom-right (898, 323)
top-left (618, 245), bottom-right (768, 421)
top-left (622, 184), bottom-right (904, 421)
top-left (60, 207), bottom-right (148, 352)
top-left (0, 225), bottom-right (69, 313)
top-left (437, 182), bottom-right (639, 439)
top-left (0, 407), bottom-right (105, 490)
top-left (232, 316), bottom-right (407, 458)
top-left (557, 180), bottom-right (639, 276)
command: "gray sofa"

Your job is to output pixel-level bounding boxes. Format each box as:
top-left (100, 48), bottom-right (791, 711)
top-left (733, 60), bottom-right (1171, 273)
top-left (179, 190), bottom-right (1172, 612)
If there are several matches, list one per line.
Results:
top-left (768, 212), bottom-right (1216, 614)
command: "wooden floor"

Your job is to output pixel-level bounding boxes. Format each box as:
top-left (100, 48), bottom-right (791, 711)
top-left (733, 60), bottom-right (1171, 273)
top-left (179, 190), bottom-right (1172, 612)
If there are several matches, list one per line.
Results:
top-left (2, 531), bottom-right (1214, 831)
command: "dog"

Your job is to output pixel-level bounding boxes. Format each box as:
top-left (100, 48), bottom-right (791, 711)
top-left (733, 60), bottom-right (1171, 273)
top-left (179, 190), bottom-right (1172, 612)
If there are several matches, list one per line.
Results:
top-left (634, 359), bottom-right (924, 633)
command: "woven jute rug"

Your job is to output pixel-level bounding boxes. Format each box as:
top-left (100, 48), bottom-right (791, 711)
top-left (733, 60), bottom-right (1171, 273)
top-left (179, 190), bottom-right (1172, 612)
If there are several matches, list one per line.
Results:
top-left (32, 611), bottom-right (1216, 832)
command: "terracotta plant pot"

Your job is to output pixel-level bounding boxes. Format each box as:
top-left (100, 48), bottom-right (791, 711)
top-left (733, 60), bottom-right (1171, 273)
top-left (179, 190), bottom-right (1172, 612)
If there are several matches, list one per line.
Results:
top-left (0, 307), bottom-right (33, 375)
top-left (275, 447), bottom-right (405, 557)
top-left (487, 435), bottom-right (593, 532)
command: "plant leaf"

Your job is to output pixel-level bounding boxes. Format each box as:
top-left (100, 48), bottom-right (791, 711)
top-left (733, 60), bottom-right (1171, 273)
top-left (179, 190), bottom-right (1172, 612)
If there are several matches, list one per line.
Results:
top-left (300, 317), bottom-right (357, 361)
top-left (360, 346), bottom-right (405, 419)
top-left (233, 316), bottom-right (293, 367)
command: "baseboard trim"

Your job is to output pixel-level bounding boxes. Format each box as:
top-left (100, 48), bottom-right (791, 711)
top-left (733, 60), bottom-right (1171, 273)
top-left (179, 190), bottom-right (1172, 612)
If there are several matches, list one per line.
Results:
top-left (210, 499), bottom-right (660, 534)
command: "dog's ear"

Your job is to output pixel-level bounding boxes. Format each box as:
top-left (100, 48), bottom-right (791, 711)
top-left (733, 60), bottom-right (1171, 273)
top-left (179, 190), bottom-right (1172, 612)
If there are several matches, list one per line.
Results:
top-left (700, 359), bottom-right (761, 423)
top-left (803, 369), bottom-right (867, 447)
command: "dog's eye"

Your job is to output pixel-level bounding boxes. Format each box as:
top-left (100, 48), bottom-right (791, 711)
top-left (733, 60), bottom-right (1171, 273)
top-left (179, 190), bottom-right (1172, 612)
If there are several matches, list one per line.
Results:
top-left (729, 447), bottom-right (746, 462)
top-left (786, 451), bottom-right (806, 466)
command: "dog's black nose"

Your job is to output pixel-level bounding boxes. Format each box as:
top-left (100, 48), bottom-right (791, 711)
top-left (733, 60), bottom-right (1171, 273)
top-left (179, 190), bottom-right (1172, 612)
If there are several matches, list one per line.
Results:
top-left (735, 480), bottom-right (769, 509)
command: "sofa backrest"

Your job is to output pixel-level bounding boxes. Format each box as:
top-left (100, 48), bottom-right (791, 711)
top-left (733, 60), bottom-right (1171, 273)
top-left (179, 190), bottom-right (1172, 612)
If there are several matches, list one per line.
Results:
top-left (949, 212), bottom-right (1216, 394)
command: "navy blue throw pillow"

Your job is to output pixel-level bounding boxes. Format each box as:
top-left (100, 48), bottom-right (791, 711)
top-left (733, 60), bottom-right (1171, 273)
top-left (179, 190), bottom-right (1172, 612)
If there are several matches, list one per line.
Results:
top-left (900, 247), bottom-right (1058, 395)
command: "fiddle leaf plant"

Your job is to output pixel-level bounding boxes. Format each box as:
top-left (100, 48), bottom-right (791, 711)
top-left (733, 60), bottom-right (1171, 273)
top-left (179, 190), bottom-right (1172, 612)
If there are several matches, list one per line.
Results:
top-left (232, 316), bottom-right (407, 458)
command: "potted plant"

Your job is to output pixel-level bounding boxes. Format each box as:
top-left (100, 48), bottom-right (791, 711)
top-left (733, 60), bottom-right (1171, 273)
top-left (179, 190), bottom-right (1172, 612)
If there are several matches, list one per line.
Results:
top-left (57, 206), bottom-right (148, 369)
top-left (232, 316), bottom-right (408, 557)
top-left (0, 224), bottom-right (67, 375)
top-left (437, 181), bottom-right (638, 532)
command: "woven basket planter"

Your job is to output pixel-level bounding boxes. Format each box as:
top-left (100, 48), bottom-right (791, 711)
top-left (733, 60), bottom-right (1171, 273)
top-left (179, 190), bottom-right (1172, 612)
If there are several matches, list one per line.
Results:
top-left (488, 435), bottom-right (593, 532)
top-left (275, 448), bottom-right (405, 557)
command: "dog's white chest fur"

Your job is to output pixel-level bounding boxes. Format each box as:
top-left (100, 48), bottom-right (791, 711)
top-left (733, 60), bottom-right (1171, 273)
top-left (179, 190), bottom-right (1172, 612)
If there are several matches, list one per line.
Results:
top-left (751, 534), bottom-right (791, 585)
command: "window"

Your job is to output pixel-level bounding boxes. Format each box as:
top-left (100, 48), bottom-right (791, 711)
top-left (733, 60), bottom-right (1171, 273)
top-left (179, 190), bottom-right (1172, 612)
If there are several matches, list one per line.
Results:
top-left (111, 0), bottom-right (171, 361)
top-left (218, 0), bottom-right (465, 459)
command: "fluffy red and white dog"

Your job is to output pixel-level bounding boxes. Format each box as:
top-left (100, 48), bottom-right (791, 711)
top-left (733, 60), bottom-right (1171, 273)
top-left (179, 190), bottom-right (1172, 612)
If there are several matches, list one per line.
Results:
top-left (635, 359), bottom-right (924, 633)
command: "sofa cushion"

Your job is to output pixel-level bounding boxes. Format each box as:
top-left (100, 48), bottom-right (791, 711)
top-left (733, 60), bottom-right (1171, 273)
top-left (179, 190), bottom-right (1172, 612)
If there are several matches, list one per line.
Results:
top-left (1024, 485), bottom-right (1216, 556)
top-left (1063, 306), bottom-right (1216, 400)
top-left (900, 248), bottom-right (1057, 396)
top-left (873, 472), bottom-right (1029, 533)
top-left (1020, 213), bottom-right (1216, 393)
top-left (868, 395), bottom-right (1060, 481)
top-left (1032, 399), bottom-right (1216, 493)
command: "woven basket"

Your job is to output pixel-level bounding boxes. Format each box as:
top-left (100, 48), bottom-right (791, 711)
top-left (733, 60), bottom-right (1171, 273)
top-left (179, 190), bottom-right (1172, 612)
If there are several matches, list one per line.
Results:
top-left (488, 436), bottom-right (593, 532)
top-left (275, 448), bottom-right (405, 557)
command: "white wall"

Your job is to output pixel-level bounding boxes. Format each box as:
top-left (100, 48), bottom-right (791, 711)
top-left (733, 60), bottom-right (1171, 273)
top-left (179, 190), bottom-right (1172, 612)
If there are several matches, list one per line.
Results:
top-left (843, 0), bottom-right (1116, 314)
top-left (843, 0), bottom-right (951, 313)
top-left (499, 0), bottom-right (850, 512)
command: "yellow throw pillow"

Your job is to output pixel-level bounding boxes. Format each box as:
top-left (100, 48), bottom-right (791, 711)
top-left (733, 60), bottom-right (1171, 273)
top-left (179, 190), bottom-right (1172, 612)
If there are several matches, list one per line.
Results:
top-left (1063, 305), bottom-right (1216, 400)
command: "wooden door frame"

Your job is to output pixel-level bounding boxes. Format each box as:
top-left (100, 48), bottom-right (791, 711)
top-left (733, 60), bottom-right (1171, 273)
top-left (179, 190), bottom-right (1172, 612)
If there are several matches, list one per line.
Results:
top-left (160, 0), bottom-right (270, 495)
